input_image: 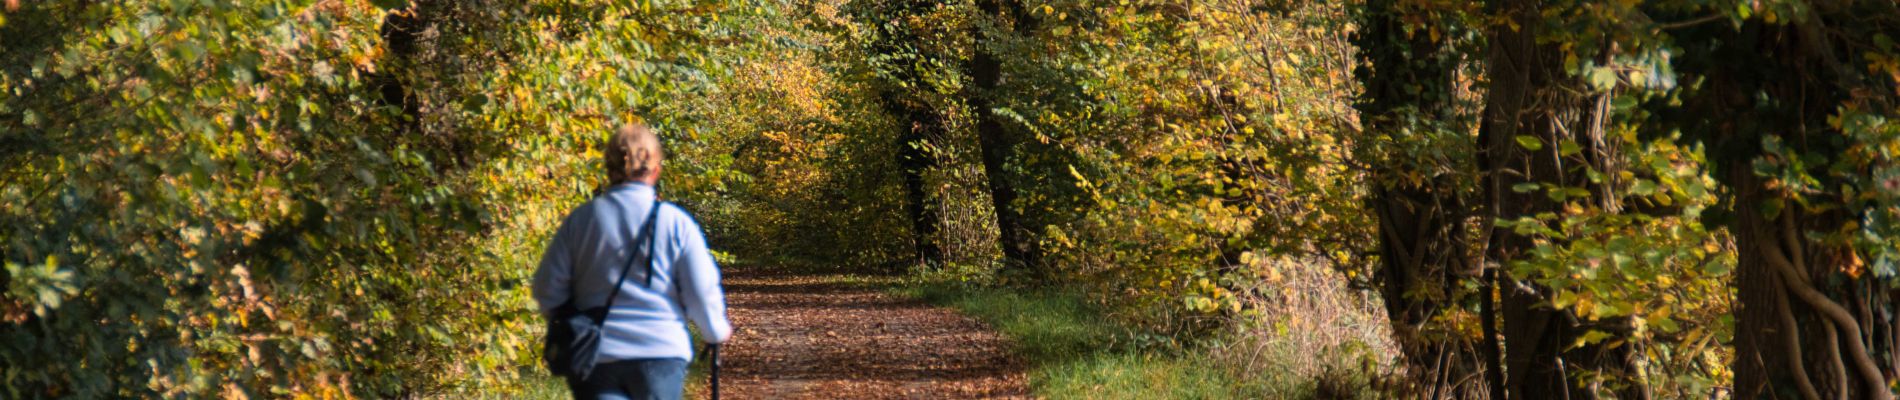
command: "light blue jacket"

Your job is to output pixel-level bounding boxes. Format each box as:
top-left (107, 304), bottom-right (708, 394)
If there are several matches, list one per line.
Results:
top-left (531, 183), bottom-right (732, 362)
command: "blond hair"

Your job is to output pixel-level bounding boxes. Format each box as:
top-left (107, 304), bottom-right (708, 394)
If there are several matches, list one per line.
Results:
top-left (604, 123), bottom-right (662, 184)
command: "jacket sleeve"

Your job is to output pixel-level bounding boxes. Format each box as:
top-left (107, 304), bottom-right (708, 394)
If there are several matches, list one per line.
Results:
top-left (671, 207), bottom-right (733, 344)
top-left (530, 211), bottom-right (579, 316)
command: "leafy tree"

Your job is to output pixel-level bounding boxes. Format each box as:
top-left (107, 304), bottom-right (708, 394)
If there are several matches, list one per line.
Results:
top-left (15, 0), bottom-right (1889, 398)
top-left (846, 0), bottom-right (965, 270)
top-left (1351, 0), bottom-right (1495, 396)
top-left (969, 0), bottom-right (1046, 277)
top-left (1664, 1), bottom-right (1900, 398)
top-left (0, 0), bottom-right (757, 396)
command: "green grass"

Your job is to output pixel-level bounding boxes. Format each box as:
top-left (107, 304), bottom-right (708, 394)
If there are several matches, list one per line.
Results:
top-left (895, 282), bottom-right (1267, 399)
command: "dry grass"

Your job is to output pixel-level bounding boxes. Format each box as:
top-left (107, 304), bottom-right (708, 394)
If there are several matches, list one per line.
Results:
top-left (1212, 255), bottom-right (1398, 399)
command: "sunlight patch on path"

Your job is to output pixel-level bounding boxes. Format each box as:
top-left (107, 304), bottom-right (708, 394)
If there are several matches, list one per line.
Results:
top-left (708, 268), bottom-right (1030, 399)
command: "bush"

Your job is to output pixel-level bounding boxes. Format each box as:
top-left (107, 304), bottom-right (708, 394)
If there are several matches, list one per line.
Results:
top-left (0, 1), bottom-right (758, 396)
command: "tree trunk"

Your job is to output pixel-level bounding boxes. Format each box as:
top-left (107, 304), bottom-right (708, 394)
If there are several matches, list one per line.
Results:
top-left (1686, 15), bottom-right (1899, 400)
top-left (865, 0), bottom-right (951, 270)
top-left (1351, 0), bottom-right (1489, 395)
top-left (1731, 169), bottom-right (1892, 400)
top-left (1480, 0), bottom-right (1638, 398)
top-left (969, 0), bottom-right (1041, 276)
top-left (887, 95), bottom-right (945, 269)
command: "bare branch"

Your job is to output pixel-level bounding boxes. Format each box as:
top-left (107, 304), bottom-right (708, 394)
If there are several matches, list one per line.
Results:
top-left (1655, 13), bottom-right (1726, 30)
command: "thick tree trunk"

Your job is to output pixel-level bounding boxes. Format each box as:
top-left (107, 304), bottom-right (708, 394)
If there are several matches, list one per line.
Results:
top-left (1355, 0), bottom-right (1464, 328)
top-left (1731, 170), bottom-right (1892, 400)
top-left (1693, 16), bottom-right (1899, 400)
top-left (1731, 168), bottom-right (1814, 399)
top-left (969, 0), bottom-right (1041, 275)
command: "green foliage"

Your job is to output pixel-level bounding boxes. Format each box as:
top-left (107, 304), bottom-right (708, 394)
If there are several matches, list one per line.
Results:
top-left (1498, 130), bottom-right (1735, 392)
top-left (0, 0), bottom-right (760, 396)
top-left (6, 0), bottom-right (1891, 397)
top-left (989, 0), bottom-right (1370, 335)
top-left (692, 5), bottom-right (917, 270)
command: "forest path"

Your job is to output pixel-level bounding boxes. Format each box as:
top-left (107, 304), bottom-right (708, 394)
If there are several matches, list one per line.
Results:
top-left (703, 267), bottom-right (1030, 399)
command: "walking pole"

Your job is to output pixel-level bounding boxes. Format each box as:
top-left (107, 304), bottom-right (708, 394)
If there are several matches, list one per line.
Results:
top-left (708, 344), bottom-right (721, 400)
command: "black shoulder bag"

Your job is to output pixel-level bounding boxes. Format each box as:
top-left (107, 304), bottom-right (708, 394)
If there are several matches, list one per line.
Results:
top-left (543, 199), bottom-right (664, 380)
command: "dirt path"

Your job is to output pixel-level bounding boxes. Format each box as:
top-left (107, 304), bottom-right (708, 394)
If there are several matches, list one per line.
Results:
top-left (705, 268), bottom-right (1030, 399)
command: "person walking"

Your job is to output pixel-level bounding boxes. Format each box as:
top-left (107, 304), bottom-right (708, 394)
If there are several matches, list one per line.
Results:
top-left (532, 123), bottom-right (732, 400)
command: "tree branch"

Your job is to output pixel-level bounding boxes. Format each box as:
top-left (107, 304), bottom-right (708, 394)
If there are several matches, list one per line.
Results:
top-left (1655, 13), bottom-right (1726, 30)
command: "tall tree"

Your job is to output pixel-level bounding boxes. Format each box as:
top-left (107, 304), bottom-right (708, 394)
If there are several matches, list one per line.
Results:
top-left (1667, 2), bottom-right (1900, 398)
top-left (890, 95), bottom-right (947, 269)
top-left (1480, 0), bottom-right (1643, 397)
top-left (968, 0), bottom-right (1043, 276)
top-left (857, 0), bottom-right (950, 269)
top-left (1351, 0), bottom-right (1495, 396)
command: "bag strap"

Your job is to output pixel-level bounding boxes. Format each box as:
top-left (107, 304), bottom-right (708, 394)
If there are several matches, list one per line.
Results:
top-left (597, 197), bottom-right (663, 327)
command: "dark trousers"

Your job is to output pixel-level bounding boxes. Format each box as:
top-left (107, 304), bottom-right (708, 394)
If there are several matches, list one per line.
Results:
top-left (567, 358), bottom-right (688, 400)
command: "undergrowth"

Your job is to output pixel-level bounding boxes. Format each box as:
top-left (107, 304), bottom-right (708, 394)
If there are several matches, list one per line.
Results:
top-left (896, 279), bottom-right (1361, 399)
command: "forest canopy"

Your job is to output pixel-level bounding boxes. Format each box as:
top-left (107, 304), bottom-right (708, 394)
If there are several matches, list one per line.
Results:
top-left (3, 0), bottom-right (1898, 398)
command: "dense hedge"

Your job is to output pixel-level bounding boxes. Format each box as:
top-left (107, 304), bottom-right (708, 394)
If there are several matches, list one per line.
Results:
top-left (0, 1), bottom-right (758, 396)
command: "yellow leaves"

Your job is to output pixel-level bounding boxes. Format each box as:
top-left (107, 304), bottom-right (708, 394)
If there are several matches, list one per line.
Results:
top-left (510, 86), bottom-right (532, 107)
top-left (1570, 292), bottom-right (1596, 317)
top-left (1563, 202), bottom-right (1587, 216)
top-left (180, 226), bottom-right (206, 248)
top-left (1845, 250), bottom-right (1866, 278)
top-left (1068, 164), bottom-right (1093, 189)
top-left (1185, 296), bottom-right (1219, 313)
top-left (238, 221), bottom-right (264, 245)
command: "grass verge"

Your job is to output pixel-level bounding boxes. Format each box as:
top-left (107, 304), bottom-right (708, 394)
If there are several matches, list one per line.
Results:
top-left (893, 282), bottom-right (1270, 399)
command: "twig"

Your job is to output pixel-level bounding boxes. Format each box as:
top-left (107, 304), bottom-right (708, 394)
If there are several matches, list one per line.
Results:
top-left (1655, 14), bottom-right (1726, 30)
